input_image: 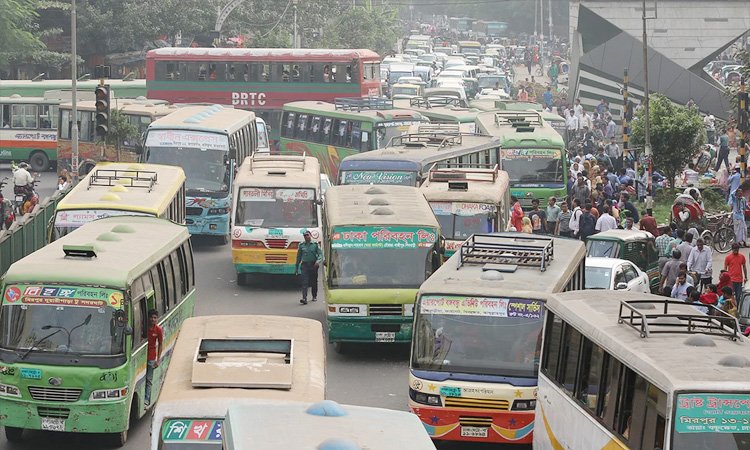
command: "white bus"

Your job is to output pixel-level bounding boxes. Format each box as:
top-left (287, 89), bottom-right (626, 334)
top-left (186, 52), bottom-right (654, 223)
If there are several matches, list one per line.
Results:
top-left (142, 105), bottom-right (257, 242)
top-left (536, 290), bottom-right (747, 450)
top-left (231, 155), bottom-right (322, 283)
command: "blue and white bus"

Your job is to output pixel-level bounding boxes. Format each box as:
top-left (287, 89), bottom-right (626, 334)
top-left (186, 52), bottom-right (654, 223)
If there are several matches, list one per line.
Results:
top-left (142, 105), bottom-right (257, 243)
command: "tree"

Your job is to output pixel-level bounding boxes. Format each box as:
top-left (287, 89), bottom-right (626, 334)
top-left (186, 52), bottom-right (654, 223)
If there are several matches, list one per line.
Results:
top-left (102, 108), bottom-right (138, 161)
top-left (0, 0), bottom-right (44, 69)
top-left (630, 93), bottom-right (706, 189)
top-left (319, 5), bottom-right (400, 56)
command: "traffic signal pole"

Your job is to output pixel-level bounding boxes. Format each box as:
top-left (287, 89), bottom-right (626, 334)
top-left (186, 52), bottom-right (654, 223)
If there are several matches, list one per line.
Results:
top-left (740, 78), bottom-right (748, 181)
top-left (71, 0), bottom-right (79, 185)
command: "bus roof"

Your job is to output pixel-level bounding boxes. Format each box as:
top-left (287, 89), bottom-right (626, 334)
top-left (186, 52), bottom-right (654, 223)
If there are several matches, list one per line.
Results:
top-left (325, 185), bottom-right (439, 229)
top-left (340, 133), bottom-right (501, 170)
top-left (283, 101), bottom-right (425, 123)
top-left (458, 41), bottom-right (482, 46)
top-left (223, 400), bottom-right (436, 449)
top-left (2, 216), bottom-right (188, 288)
top-left (588, 229), bottom-right (654, 243)
top-left (0, 79), bottom-right (147, 98)
top-left (234, 155), bottom-right (320, 190)
top-left (419, 233), bottom-right (586, 297)
top-left (56, 162), bottom-right (186, 215)
top-left (539, 110), bottom-right (566, 123)
top-left (147, 48), bottom-right (380, 61)
top-left (59, 99), bottom-right (176, 115)
top-left (547, 290), bottom-right (750, 392)
top-left (147, 105), bottom-right (255, 135)
top-left (420, 167), bottom-right (509, 204)
top-left (476, 111), bottom-right (565, 148)
top-left (154, 315), bottom-right (325, 419)
top-left (0, 95), bottom-right (65, 105)
top-left (394, 101), bottom-right (481, 123)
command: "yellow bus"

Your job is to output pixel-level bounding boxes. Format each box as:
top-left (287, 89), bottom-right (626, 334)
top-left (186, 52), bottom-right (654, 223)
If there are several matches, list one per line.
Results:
top-left (51, 162), bottom-right (186, 241)
top-left (231, 155), bottom-right (322, 282)
top-left (151, 315), bottom-right (326, 450)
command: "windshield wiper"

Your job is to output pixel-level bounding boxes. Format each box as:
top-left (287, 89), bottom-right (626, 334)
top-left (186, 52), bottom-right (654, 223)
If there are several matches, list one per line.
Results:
top-left (20, 329), bottom-right (61, 360)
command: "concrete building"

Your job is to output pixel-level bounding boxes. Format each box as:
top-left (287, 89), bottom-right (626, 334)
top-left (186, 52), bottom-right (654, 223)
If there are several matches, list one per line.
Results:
top-left (569, 0), bottom-right (750, 120)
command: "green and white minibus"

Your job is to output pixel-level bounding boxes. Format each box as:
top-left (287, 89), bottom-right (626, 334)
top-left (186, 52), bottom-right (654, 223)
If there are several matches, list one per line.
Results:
top-left (537, 290), bottom-right (748, 450)
top-left (0, 216), bottom-right (195, 446)
top-left (323, 184), bottom-right (442, 350)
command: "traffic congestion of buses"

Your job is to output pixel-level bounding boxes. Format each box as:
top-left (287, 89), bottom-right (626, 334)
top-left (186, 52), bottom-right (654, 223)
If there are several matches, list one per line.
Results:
top-left (0, 29), bottom-right (748, 450)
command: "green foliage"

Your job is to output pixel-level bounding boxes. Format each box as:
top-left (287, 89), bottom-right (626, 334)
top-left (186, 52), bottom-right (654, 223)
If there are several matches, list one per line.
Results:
top-left (630, 93), bottom-right (706, 188)
top-left (320, 5), bottom-right (400, 56)
top-left (103, 109), bottom-right (138, 150)
top-left (0, 0), bottom-right (43, 66)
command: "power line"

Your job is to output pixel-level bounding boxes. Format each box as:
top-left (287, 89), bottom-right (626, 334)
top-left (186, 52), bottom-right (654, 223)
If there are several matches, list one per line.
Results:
top-left (258, 0), bottom-right (292, 38)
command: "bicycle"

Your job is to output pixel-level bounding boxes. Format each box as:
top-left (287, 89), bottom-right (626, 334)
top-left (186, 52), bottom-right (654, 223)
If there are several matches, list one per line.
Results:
top-left (701, 212), bottom-right (735, 254)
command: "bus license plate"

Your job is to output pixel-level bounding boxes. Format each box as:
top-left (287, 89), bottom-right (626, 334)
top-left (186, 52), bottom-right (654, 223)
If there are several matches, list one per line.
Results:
top-left (375, 332), bottom-right (395, 342)
top-left (461, 426), bottom-right (488, 438)
top-left (41, 417), bottom-right (65, 432)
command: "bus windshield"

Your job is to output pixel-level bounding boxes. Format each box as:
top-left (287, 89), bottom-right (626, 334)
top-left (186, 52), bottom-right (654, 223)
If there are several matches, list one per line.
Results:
top-left (0, 285), bottom-right (127, 357)
top-left (587, 240), bottom-right (620, 258)
top-left (329, 248), bottom-right (432, 288)
top-left (672, 392), bottom-right (750, 450)
top-left (235, 187), bottom-right (318, 228)
top-left (412, 296), bottom-right (544, 378)
top-left (500, 148), bottom-right (564, 184)
top-left (477, 76), bottom-right (507, 89)
top-left (431, 202), bottom-right (495, 239)
top-left (145, 130), bottom-right (230, 192)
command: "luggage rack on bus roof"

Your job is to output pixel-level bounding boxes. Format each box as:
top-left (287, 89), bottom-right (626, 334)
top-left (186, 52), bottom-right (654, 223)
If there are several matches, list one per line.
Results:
top-left (618, 299), bottom-right (741, 340)
top-left (248, 153), bottom-right (306, 174)
top-left (494, 111), bottom-right (544, 129)
top-left (410, 96), bottom-right (462, 109)
top-left (387, 132), bottom-right (463, 149)
top-left (334, 97), bottom-right (393, 112)
top-left (88, 169), bottom-right (158, 192)
top-left (413, 123), bottom-right (461, 135)
top-left (457, 233), bottom-right (554, 272)
top-left (428, 163), bottom-right (499, 183)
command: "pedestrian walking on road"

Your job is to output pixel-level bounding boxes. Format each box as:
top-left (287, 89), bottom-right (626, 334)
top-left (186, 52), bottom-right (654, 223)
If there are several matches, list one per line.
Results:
top-left (295, 230), bottom-right (324, 305)
top-left (724, 243), bottom-right (747, 303)
top-left (715, 128), bottom-right (731, 172)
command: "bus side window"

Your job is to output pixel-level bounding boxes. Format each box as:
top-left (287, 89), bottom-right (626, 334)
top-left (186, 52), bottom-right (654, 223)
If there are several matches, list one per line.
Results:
top-left (321, 117), bottom-right (333, 145)
top-left (309, 116), bottom-right (322, 143)
top-left (282, 112), bottom-right (296, 138)
top-left (149, 266), bottom-right (166, 316)
top-left (133, 297), bottom-right (147, 345)
top-left (559, 322), bottom-right (582, 396)
top-left (170, 251), bottom-right (185, 297)
top-left (11, 104), bottom-right (37, 129)
top-left (295, 114), bottom-right (309, 140)
top-left (184, 241), bottom-right (195, 289)
top-left (39, 105), bottom-right (56, 129)
top-left (292, 65), bottom-right (301, 82)
top-left (333, 119), bottom-right (349, 147)
top-left (349, 121), bottom-right (362, 150)
top-left (1, 104), bottom-right (10, 128)
top-left (163, 257), bottom-right (177, 309)
top-left (541, 313), bottom-right (563, 379)
top-left (308, 64), bottom-right (315, 82)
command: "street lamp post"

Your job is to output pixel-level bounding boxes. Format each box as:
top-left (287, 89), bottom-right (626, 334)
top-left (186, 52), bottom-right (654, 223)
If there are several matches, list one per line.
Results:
top-left (642, 0), bottom-right (653, 214)
top-left (292, 0), bottom-right (299, 49)
top-left (71, 0), bottom-right (79, 185)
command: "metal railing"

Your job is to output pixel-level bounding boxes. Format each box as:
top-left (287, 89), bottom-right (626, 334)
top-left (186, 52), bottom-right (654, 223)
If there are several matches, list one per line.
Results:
top-left (618, 299), bottom-right (740, 340)
top-left (457, 233), bottom-right (554, 272)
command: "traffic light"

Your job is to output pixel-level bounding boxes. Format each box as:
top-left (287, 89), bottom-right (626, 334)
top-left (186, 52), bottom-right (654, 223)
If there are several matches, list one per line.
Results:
top-left (95, 84), bottom-right (110, 137)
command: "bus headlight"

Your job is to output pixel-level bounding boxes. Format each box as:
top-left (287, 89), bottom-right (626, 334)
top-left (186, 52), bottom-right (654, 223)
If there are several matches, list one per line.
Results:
top-left (0, 383), bottom-right (21, 398)
top-left (511, 399), bottom-right (536, 411)
top-left (208, 207), bottom-right (229, 215)
top-left (409, 388), bottom-right (441, 406)
top-left (90, 387), bottom-right (128, 401)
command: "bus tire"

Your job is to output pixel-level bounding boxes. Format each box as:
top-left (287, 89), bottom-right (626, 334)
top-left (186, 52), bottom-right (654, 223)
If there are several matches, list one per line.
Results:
top-left (108, 429), bottom-right (128, 448)
top-left (29, 151), bottom-right (50, 172)
top-left (4, 426), bottom-right (23, 442)
top-left (333, 341), bottom-right (348, 354)
top-left (237, 273), bottom-right (248, 286)
top-left (217, 234), bottom-right (229, 245)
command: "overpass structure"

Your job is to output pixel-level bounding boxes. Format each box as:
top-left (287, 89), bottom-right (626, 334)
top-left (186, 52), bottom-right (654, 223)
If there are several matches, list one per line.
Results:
top-left (569, 0), bottom-right (750, 120)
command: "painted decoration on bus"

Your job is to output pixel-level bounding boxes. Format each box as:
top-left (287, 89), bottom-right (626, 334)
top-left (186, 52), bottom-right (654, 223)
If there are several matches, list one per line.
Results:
top-left (240, 188), bottom-right (314, 202)
top-left (0, 130), bottom-right (57, 158)
top-left (501, 148), bottom-right (561, 159)
top-left (54, 210), bottom-right (151, 227)
top-left (145, 130), bottom-right (229, 151)
top-left (675, 393), bottom-right (750, 433)
top-left (331, 226), bottom-right (437, 249)
top-left (430, 202), bottom-right (496, 216)
top-left (420, 295), bottom-right (542, 319)
top-left (341, 170), bottom-right (416, 186)
top-left (162, 418), bottom-right (223, 442)
top-left (3, 284), bottom-right (124, 309)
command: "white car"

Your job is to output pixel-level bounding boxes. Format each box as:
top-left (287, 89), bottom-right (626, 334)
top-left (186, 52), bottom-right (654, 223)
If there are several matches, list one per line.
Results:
top-left (585, 257), bottom-right (651, 293)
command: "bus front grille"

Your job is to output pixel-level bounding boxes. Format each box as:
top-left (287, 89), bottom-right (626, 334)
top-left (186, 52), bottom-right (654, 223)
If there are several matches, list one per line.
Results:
top-left (186, 207), bottom-right (203, 216)
top-left (459, 416), bottom-right (493, 427)
top-left (265, 254), bottom-right (288, 264)
top-left (368, 304), bottom-right (403, 316)
top-left (265, 238), bottom-right (288, 249)
top-left (445, 397), bottom-right (510, 411)
top-left (37, 407), bottom-right (70, 419)
top-left (28, 386), bottom-right (82, 403)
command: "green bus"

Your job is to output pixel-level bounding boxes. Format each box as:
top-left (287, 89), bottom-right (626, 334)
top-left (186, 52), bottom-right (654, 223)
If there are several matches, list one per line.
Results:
top-left (0, 216), bottom-right (195, 446)
top-left (323, 184), bottom-right (442, 351)
top-left (278, 98), bottom-right (429, 181)
top-left (0, 79), bottom-right (147, 98)
top-left (476, 110), bottom-right (567, 209)
top-left (396, 97), bottom-right (481, 133)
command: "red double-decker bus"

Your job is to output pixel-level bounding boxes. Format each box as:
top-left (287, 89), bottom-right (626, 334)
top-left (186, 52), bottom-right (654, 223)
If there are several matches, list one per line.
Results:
top-left (146, 48), bottom-right (383, 142)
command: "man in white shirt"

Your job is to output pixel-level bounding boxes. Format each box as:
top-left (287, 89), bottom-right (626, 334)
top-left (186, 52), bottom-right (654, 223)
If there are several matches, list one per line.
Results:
top-left (573, 98), bottom-right (583, 120)
top-left (606, 116), bottom-right (617, 139)
top-left (595, 206), bottom-right (618, 232)
top-left (568, 198), bottom-right (583, 238)
top-left (687, 238), bottom-right (713, 289)
top-left (12, 162), bottom-right (34, 196)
